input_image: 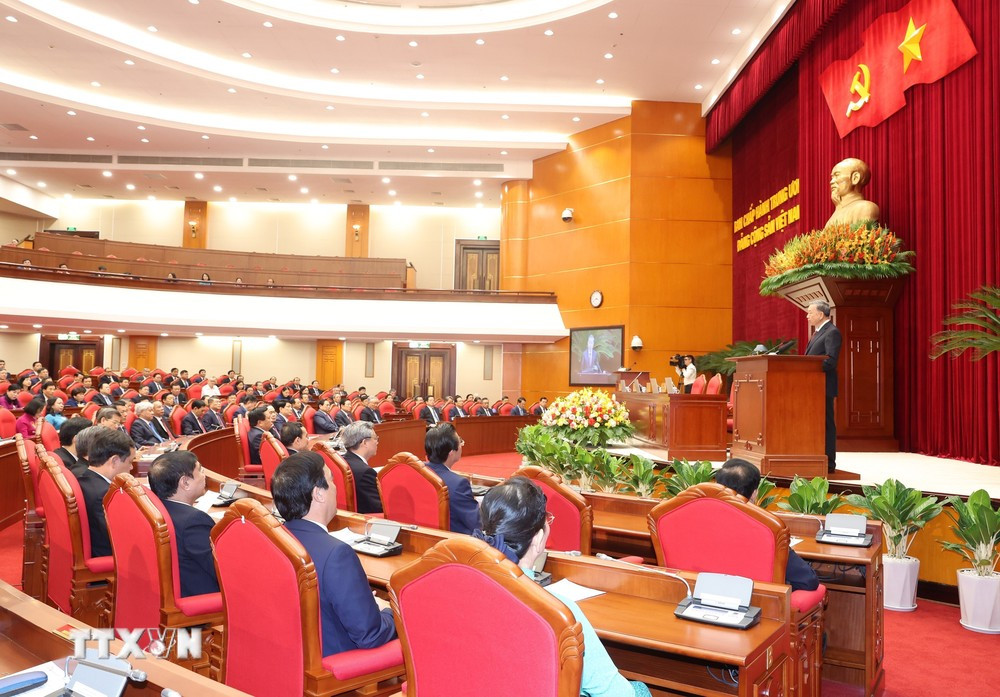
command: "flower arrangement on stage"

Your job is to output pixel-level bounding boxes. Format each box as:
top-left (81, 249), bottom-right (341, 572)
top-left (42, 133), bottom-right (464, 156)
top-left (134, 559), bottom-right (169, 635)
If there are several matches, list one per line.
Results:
top-left (538, 387), bottom-right (634, 448)
top-left (759, 221), bottom-right (915, 296)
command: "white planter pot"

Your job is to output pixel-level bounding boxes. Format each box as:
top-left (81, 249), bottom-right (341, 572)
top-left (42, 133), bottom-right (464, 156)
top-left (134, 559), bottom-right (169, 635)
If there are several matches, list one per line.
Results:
top-left (883, 555), bottom-right (920, 611)
top-left (957, 569), bottom-right (1000, 634)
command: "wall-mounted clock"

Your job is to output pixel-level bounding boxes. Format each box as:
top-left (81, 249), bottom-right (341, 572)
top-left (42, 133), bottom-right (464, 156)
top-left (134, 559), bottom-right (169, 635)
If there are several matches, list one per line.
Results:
top-left (590, 289), bottom-right (603, 308)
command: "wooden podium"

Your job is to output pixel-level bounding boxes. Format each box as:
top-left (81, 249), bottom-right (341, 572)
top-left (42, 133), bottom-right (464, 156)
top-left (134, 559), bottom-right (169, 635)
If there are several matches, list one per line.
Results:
top-left (728, 355), bottom-right (828, 478)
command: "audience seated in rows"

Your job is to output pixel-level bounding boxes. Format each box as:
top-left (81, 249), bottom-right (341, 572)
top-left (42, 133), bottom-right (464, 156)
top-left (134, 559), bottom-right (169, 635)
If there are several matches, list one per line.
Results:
top-left (340, 421), bottom-right (383, 515)
top-left (279, 421), bottom-right (309, 455)
top-left (75, 428), bottom-right (136, 558)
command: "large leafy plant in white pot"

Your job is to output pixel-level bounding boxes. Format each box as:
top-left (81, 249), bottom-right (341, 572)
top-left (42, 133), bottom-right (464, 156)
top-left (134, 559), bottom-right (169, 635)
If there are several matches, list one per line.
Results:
top-left (847, 479), bottom-right (943, 611)
top-left (939, 490), bottom-right (1000, 633)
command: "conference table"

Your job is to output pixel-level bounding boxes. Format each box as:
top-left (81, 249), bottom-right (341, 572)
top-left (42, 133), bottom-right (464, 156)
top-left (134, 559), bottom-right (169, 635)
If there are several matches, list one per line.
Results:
top-left (204, 470), bottom-right (795, 697)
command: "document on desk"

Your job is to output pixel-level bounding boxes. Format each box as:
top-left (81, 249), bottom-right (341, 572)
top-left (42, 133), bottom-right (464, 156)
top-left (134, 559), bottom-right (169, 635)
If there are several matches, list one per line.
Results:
top-left (546, 579), bottom-right (605, 602)
top-left (789, 536), bottom-right (803, 547)
top-left (194, 491), bottom-right (221, 512)
top-left (329, 528), bottom-right (368, 545)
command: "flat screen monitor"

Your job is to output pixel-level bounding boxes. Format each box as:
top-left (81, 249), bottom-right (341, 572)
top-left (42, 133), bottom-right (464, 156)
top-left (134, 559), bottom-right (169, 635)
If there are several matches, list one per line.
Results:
top-left (569, 325), bottom-right (623, 386)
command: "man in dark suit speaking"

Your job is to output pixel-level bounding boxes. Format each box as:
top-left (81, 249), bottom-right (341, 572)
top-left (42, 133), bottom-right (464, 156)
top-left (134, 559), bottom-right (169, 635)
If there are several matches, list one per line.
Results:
top-left (805, 300), bottom-right (842, 472)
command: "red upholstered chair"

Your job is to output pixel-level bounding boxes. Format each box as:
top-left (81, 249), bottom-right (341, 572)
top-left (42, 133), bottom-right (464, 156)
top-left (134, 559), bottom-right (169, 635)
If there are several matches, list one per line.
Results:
top-left (261, 432), bottom-right (289, 489)
top-left (53, 389), bottom-right (68, 401)
top-left (0, 381), bottom-right (8, 395)
top-left (169, 404), bottom-right (187, 436)
top-left (187, 383), bottom-right (204, 400)
top-left (89, 367), bottom-right (105, 377)
top-left (104, 473), bottom-right (222, 663)
top-left (37, 420), bottom-right (60, 451)
top-left (375, 391), bottom-right (388, 400)
top-left (440, 401), bottom-right (454, 422)
top-left (528, 402), bottom-right (540, 414)
top-left (220, 383), bottom-right (234, 396)
top-left (387, 536), bottom-right (583, 697)
top-left (706, 374), bottom-right (723, 395)
top-left (647, 483), bottom-right (826, 697)
top-left (0, 407), bottom-right (15, 438)
top-left (212, 499), bottom-right (405, 696)
top-left (347, 391), bottom-right (359, 400)
top-left (37, 456), bottom-right (113, 626)
top-left (410, 404), bottom-right (423, 420)
top-left (58, 375), bottom-right (75, 389)
top-left (16, 436), bottom-right (46, 599)
top-left (29, 382), bottom-right (41, 395)
top-left (82, 402), bottom-right (101, 421)
top-left (689, 375), bottom-right (707, 394)
top-left (514, 468), bottom-right (593, 555)
top-left (233, 416), bottom-right (264, 481)
top-left (82, 388), bottom-right (97, 402)
top-left (400, 399), bottom-right (414, 411)
top-left (122, 368), bottom-right (138, 379)
top-left (223, 403), bottom-right (241, 425)
top-left (726, 381), bottom-right (735, 433)
top-left (59, 365), bottom-right (79, 378)
top-left (124, 411), bottom-right (137, 435)
top-left (301, 406), bottom-right (317, 434)
top-left (18, 391), bottom-right (33, 407)
top-left (378, 400), bottom-right (396, 416)
top-left (17, 369), bottom-right (35, 380)
top-left (121, 389), bottom-right (139, 402)
top-left (376, 453), bottom-right (449, 530)
top-left (263, 389), bottom-right (279, 402)
top-left (312, 442), bottom-right (357, 513)
top-left (499, 403), bottom-right (514, 415)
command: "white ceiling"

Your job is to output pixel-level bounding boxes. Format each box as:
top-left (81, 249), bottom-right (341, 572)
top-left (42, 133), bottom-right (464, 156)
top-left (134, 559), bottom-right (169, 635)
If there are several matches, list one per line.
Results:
top-left (0, 0), bottom-right (791, 210)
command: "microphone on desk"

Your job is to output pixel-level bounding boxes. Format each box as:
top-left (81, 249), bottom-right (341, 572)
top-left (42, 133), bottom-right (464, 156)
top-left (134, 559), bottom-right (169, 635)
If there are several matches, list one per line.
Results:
top-left (594, 553), bottom-right (693, 599)
top-left (767, 340), bottom-right (798, 355)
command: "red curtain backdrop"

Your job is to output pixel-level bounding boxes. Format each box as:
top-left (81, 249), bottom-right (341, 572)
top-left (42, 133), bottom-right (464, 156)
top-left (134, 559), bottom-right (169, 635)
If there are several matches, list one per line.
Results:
top-left (728, 0), bottom-right (999, 466)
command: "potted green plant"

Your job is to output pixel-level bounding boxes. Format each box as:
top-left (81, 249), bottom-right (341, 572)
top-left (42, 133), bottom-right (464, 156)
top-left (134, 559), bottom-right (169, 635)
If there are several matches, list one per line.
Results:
top-left (777, 476), bottom-right (846, 515)
top-left (847, 479), bottom-right (944, 611)
top-left (663, 459), bottom-right (715, 498)
top-left (755, 477), bottom-right (782, 510)
top-left (939, 490), bottom-right (1000, 633)
top-left (589, 448), bottom-right (624, 494)
top-left (929, 285), bottom-right (1000, 361)
top-left (617, 454), bottom-right (664, 499)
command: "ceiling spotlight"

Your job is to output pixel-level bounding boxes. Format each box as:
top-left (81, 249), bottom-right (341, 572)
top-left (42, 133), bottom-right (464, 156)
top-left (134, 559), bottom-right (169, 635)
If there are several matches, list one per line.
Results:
top-left (500, 150), bottom-right (508, 155)
top-left (194, 172), bottom-right (204, 179)
top-left (544, 29), bottom-right (554, 36)
top-left (32, 324), bottom-right (43, 329)
top-left (5, 15), bottom-right (17, 22)
top-left (29, 135), bottom-right (38, 140)
top-left (695, 84), bottom-right (703, 90)
top-left (604, 53), bottom-right (614, 59)
top-left (102, 170), bottom-right (112, 177)
top-left (325, 105), bottom-right (335, 110)
top-left (310, 198), bottom-right (318, 204)
top-left (500, 114), bottom-right (509, 119)
top-left (117, 329), bottom-right (125, 333)
top-left (711, 58), bottom-right (721, 65)
top-left (475, 191), bottom-right (484, 199)
top-left (66, 110), bottom-right (76, 116)
top-left (475, 38), bottom-right (485, 45)
top-left (90, 81), bottom-right (101, 87)
top-left (160, 333), bottom-right (169, 337)
top-left (227, 87), bottom-right (237, 93)
top-left (572, 116), bottom-right (581, 122)
top-left (596, 78), bottom-right (605, 84)
top-left (330, 67), bottom-right (340, 74)
top-left (500, 75), bottom-right (509, 81)
top-left (473, 179), bottom-right (482, 186)
top-left (147, 26), bottom-right (157, 32)
top-left (86, 136), bottom-right (95, 141)
top-left (195, 332), bottom-right (203, 336)
top-left (83, 329), bottom-right (92, 333)
top-left (5, 169), bottom-right (15, 175)
top-left (388, 189), bottom-right (397, 196)
top-left (416, 74), bottom-right (424, 79)
top-left (137, 125), bottom-right (146, 130)
top-left (427, 148), bottom-right (435, 153)
top-left (140, 138), bottom-right (149, 143)
top-left (37, 181), bottom-right (46, 188)
top-left (125, 184), bottom-right (135, 190)
top-left (382, 177), bottom-right (391, 183)
top-left (421, 112), bottom-right (429, 117)
top-left (408, 40), bottom-right (418, 47)
top-left (124, 59), bottom-right (135, 65)
top-left (201, 134), bottom-right (210, 139)
top-left (63, 193), bottom-right (72, 199)
top-left (476, 202), bottom-right (483, 208)
top-left (288, 174), bottom-right (298, 181)
top-left (189, 0), bottom-right (200, 4)
top-left (241, 52), bottom-right (252, 58)
top-left (335, 35), bottom-right (345, 41)
top-left (262, 21), bottom-right (273, 28)
top-left (299, 187), bottom-right (309, 194)
top-left (731, 28), bottom-right (742, 35)
top-left (213, 185), bottom-right (222, 192)
top-left (0, 325), bottom-right (8, 329)
top-left (321, 144), bottom-right (329, 149)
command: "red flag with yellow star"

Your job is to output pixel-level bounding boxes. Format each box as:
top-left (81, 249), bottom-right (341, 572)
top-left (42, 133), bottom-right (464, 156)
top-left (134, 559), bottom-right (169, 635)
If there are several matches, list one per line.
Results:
top-left (819, 0), bottom-right (977, 138)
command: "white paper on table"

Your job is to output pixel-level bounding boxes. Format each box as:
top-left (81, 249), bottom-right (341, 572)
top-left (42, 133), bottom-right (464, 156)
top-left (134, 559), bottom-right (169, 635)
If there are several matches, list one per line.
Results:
top-left (193, 491), bottom-right (221, 512)
top-left (329, 528), bottom-right (367, 544)
top-left (789, 536), bottom-right (803, 547)
top-left (545, 578), bottom-right (606, 602)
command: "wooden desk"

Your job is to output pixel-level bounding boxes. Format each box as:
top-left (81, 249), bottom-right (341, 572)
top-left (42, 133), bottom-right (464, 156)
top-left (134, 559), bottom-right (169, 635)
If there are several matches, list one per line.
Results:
top-left (451, 415), bottom-right (536, 456)
top-left (0, 580), bottom-right (251, 696)
top-left (615, 391), bottom-right (728, 461)
top-left (369, 420), bottom-right (426, 468)
top-left (208, 473), bottom-right (792, 697)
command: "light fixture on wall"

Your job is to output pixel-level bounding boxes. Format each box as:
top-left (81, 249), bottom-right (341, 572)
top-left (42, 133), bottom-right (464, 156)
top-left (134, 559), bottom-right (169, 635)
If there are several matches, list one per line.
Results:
top-left (352, 223), bottom-right (361, 241)
top-left (188, 219), bottom-right (198, 238)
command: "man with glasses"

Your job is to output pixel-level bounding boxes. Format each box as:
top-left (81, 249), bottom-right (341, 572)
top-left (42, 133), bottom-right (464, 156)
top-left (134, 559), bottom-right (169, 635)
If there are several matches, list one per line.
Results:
top-left (339, 421), bottom-right (383, 514)
top-left (424, 423), bottom-right (479, 535)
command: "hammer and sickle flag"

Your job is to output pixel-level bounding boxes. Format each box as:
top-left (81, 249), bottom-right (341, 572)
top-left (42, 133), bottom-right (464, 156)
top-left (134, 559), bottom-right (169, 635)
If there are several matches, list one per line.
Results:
top-left (819, 0), bottom-right (976, 138)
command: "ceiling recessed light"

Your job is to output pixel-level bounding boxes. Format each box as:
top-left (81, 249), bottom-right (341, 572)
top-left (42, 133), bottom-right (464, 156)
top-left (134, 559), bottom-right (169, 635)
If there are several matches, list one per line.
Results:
top-left (473, 179), bottom-right (481, 186)
top-left (299, 187), bottom-right (309, 194)
top-left (160, 333), bottom-right (169, 337)
top-left (416, 74), bottom-right (424, 79)
top-left (0, 324), bottom-right (9, 329)
top-left (241, 52), bottom-right (252, 58)
top-left (596, 78), bottom-right (605, 84)
top-left (5, 16), bottom-right (17, 22)
top-left (82, 329), bottom-right (92, 334)
top-left (572, 116), bottom-right (581, 122)
top-left (201, 135), bottom-right (210, 140)
top-left (90, 81), bottom-right (101, 87)
top-left (117, 329), bottom-right (125, 333)
top-left (420, 111), bottom-right (429, 117)
top-left (608, 12), bottom-right (619, 19)
top-left (604, 52), bottom-right (614, 59)
top-left (147, 195), bottom-right (156, 200)
top-left (189, 0), bottom-right (199, 4)
top-left (37, 181), bottom-right (46, 188)
top-left (195, 332), bottom-right (203, 336)
top-left (426, 148), bottom-right (434, 153)
top-left (711, 58), bottom-right (721, 65)
top-left (501, 114), bottom-right (509, 119)
top-left (86, 136), bottom-right (95, 141)
top-left (102, 171), bottom-right (112, 177)
top-left (32, 324), bottom-right (43, 329)
top-left (288, 174), bottom-right (298, 181)
top-left (227, 87), bottom-right (237, 93)
top-left (388, 189), bottom-right (396, 196)
top-left (194, 172), bottom-right (204, 179)
top-left (147, 26), bottom-right (157, 32)
top-left (125, 184), bottom-right (135, 190)
top-left (381, 177), bottom-right (391, 183)
top-left (731, 28), bottom-right (742, 35)
top-left (325, 105), bottom-right (335, 110)
top-left (330, 67), bottom-right (340, 74)
top-left (5, 169), bottom-right (14, 175)
top-left (124, 59), bottom-right (135, 65)
top-left (475, 38), bottom-right (485, 45)
top-left (408, 40), bottom-right (418, 47)
top-left (213, 185), bottom-right (222, 192)
top-left (695, 84), bottom-right (703, 90)
top-left (499, 75), bottom-right (509, 81)
top-left (140, 138), bottom-right (149, 143)
top-left (262, 21), bottom-right (273, 28)
top-left (544, 29), bottom-right (554, 36)
top-left (500, 150), bottom-right (508, 155)
top-left (321, 144), bottom-right (329, 149)
top-left (66, 110), bottom-right (76, 116)
top-left (229, 196), bottom-right (237, 202)
top-left (137, 125), bottom-right (146, 130)
top-left (475, 191), bottom-right (484, 199)
top-left (29, 135), bottom-right (38, 140)
top-left (335, 35), bottom-right (345, 41)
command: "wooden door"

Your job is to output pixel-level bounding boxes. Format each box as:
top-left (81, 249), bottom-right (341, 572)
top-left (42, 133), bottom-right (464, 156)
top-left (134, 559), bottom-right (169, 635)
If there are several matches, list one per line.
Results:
top-left (455, 240), bottom-right (500, 290)
top-left (315, 340), bottom-right (344, 389)
top-left (391, 344), bottom-right (455, 399)
top-left (129, 336), bottom-right (158, 371)
top-left (46, 342), bottom-right (101, 374)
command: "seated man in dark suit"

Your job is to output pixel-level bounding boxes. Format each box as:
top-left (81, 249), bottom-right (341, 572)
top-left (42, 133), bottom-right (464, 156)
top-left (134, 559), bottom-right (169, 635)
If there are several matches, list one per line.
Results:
top-left (131, 385), bottom-right (152, 404)
top-left (75, 428), bottom-right (136, 557)
top-left (445, 396), bottom-right (468, 420)
top-left (280, 421), bottom-right (309, 455)
top-left (151, 400), bottom-right (174, 440)
top-left (333, 397), bottom-right (354, 430)
top-left (273, 399), bottom-right (293, 431)
top-left (424, 423), bottom-right (480, 535)
top-left (339, 421), bottom-right (383, 514)
top-left (313, 398), bottom-right (338, 434)
top-left (169, 382), bottom-right (187, 406)
top-left (475, 397), bottom-right (494, 416)
top-left (532, 396), bottom-right (548, 416)
top-left (69, 425), bottom-right (100, 478)
top-left (130, 400), bottom-right (165, 446)
top-left (358, 396), bottom-right (382, 424)
top-left (273, 452), bottom-right (397, 656)
top-left (419, 396), bottom-right (442, 426)
top-left (147, 451), bottom-right (219, 597)
top-left (53, 417), bottom-right (91, 472)
top-left (510, 397), bottom-right (530, 416)
top-left (201, 396), bottom-right (225, 431)
top-left (92, 382), bottom-right (115, 407)
top-left (715, 458), bottom-right (820, 591)
top-left (181, 400), bottom-right (209, 435)
top-left (246, 406), bottom-right (277, 465)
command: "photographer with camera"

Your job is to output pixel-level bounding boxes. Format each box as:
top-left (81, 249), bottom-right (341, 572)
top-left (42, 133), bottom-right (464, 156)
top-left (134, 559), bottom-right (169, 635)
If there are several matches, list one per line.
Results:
top-left (672, 354), bottom-right (697, 393)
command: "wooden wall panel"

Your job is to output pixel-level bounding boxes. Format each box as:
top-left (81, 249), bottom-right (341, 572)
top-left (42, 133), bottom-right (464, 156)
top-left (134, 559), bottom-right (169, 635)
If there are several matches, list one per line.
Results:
top-left (525, 221), bottom-right (631, 276)
top-left (630, 176), bottom-right (733, 222)
top-left (182, 201), bottom-right (208, 249)
top-left (630, 134), bottom-right (732, 180)
top-left (629, 220), bottom-right (733, 265)
top-left (346, 204), bottom-right (370, 258)
top-left (500, 181), bottom-right (530, 291)
top-left (630, 101), bottom-right (705, 136)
